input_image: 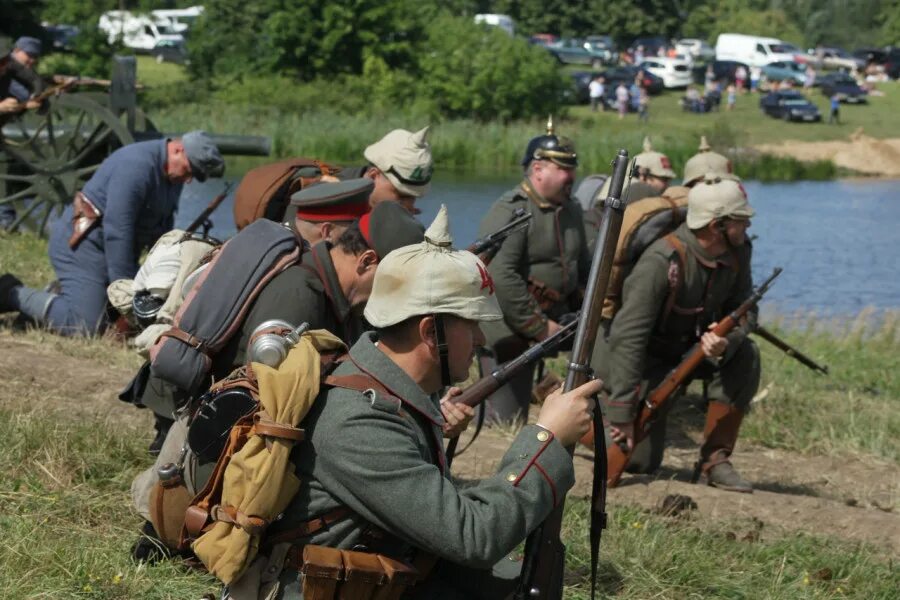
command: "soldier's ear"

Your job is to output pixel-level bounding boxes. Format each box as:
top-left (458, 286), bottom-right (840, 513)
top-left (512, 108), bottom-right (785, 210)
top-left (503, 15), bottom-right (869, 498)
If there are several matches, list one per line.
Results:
top-left (418, 315), bottom-right (437, 348)
top-left (357, 249), bottom-right (378, 273)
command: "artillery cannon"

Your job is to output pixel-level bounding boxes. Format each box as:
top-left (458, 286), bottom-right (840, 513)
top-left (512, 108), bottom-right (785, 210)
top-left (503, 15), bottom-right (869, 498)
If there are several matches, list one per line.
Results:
top-left (0, 56), bottom-right (270, 233)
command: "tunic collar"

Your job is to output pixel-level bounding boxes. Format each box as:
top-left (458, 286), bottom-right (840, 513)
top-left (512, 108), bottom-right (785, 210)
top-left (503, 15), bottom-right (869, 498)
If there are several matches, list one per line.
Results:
top-left (308, 241), bottom-right (353, 324)
top-left (677, 222), bottom-right (737, 270)
top-left (347, 332), bottom-right (445, 427)
top-left (519, 177), bottom-right (555, 210)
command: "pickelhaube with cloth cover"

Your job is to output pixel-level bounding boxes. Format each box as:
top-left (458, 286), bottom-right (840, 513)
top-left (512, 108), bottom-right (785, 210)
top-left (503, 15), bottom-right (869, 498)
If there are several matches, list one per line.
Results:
top-left (364, 127), bottom-right (434, 198)
top-left (365, 205), bottom-right (503, 327)
top-left (634, 136), bottom-right (677, 179)
top-left (683, 136), bottom-right (734, 187)
top-left (521, 116), bottom-right (578, 169)
top-left (687, 173), bottom-right (755, 229)
top-left (290, 177), bottom-right (373, 223)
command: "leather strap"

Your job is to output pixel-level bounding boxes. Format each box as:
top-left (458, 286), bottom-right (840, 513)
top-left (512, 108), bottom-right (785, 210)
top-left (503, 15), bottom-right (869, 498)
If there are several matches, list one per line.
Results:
top-left (267, 506), bottom-right (354, 550)
top-left (209, 503), bottom-right (269, 535)
top-left (252, 412), bottom-right (305, 442)
top-left (159, 326), bottom-right (209, 354)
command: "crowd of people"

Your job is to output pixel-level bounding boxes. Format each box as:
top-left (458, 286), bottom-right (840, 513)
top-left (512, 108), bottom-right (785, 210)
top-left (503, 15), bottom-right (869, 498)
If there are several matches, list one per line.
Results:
top-left (2, 30), bottom-right (766, 599)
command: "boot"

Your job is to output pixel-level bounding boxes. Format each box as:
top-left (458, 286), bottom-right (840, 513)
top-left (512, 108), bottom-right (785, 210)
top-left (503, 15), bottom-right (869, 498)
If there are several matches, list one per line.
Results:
top-left (697, 401), bottom-right (752, 493)
top-left (130, 520), bottom-right (174, 564)
top-left (0, 273), bottom-right (23, 313)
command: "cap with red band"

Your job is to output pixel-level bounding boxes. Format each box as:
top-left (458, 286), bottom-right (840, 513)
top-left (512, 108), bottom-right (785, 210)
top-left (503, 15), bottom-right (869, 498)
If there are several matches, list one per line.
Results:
top-left (291, 178), bottom-right (374, 223)
top-left (358, 200), bottom-right (425, 259)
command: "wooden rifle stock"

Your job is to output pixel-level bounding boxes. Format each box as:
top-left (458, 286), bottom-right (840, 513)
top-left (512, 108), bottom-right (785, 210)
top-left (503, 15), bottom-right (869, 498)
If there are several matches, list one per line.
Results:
top-left (180, 183), bottom-right (234, 242)
top-left (607, 267), bottom-right (783, 487)
top-left (517, 149), bottom-right (632, 600)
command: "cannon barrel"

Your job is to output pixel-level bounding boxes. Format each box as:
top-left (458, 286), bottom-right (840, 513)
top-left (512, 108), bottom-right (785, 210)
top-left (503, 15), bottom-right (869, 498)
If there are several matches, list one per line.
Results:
top-left (166, 133), bottom-right (272, 157)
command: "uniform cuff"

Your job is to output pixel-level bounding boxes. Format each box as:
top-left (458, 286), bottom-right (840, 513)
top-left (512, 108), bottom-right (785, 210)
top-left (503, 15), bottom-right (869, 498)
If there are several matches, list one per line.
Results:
top-left (500, 425), bottom-right (575, 507)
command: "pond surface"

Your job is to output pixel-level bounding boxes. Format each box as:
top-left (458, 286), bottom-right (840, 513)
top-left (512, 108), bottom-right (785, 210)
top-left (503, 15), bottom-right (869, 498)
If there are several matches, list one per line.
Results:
top-left (177, 174), bottom-right (900, 318)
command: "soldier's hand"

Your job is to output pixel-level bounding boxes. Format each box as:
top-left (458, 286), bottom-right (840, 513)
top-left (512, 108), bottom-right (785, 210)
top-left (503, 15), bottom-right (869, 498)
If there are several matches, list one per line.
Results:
top-left (535, 319), bottom-right (561, 342)
top-left (0, 97), bottom-right (22, 114)
top-left (701, 323), bottom-right (728, 358)
top-left (24, 99), bottom-right (41, 111)
top-left (537, 378), bottom-right (602, 447)
top-left (609, 421), bottom-right (635, 451)
top-left (440, 387), bottom-right (475, 439)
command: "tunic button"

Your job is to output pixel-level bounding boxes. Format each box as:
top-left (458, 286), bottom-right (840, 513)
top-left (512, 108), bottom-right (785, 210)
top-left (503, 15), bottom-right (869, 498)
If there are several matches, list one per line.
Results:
top-left (506, 472), bottom-right (517, 482)
top-left (536, 430), bottom-right (550, 442)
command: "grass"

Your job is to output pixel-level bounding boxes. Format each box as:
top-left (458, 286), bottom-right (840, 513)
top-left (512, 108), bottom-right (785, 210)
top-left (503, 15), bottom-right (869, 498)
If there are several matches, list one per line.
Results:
top-left (123, 58), bottom-right (900, 179)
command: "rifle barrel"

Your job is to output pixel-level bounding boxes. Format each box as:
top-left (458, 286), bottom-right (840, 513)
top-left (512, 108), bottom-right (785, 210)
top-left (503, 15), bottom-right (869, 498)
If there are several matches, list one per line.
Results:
top-left (754, 325), bottom-right (828, 374)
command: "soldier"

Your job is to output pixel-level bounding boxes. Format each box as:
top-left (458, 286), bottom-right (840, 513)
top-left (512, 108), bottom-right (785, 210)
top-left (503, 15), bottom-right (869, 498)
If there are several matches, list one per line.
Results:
top-left (682, 136), bottom-right (734, 188)
top-left (246, 207), bottom-right (600, 599)
top-left (0, 131), bottom-right (224, 336)
top-left (131, 181), bottom-right (429, 561)
top-left (291, 177), bottom-right (373, 244)
top-left (476, 123), bottom-right (590, 425)
top-left (593, 175), bottom-right (760, 493)
top-left (6, 36), bottom-right (43, 102)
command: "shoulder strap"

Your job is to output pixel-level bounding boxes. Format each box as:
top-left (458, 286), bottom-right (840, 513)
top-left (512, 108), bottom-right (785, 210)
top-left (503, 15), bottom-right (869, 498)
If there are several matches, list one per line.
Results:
top-left (660, 233), bottom-right (688, 333)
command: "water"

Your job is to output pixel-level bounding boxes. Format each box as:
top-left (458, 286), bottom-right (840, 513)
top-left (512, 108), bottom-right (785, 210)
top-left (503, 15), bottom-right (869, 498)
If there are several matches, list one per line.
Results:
top-left (176, 174), bottom-right (900, 318)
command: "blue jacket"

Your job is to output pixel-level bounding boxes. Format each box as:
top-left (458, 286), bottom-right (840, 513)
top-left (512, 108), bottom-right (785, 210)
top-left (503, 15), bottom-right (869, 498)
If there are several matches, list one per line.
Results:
top-left (74, 139), bottom-right (182, 282)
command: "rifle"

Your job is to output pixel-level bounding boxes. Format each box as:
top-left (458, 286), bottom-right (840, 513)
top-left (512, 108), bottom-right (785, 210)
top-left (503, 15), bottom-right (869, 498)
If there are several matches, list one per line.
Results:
top-left (180, 183), bottom-right (234, 242)
top-left (753, 325), bottom-right (828, 374)
top-left (467, 208), bottom-right (532, 264)
top-left (517, 149), bottom-right (632, 600)
top-left (445, 317), bottom-right (579, 467)
top-left (18, 77), bottom-right (142, 109)
top-left (607, 267), bottom-right (783, 488)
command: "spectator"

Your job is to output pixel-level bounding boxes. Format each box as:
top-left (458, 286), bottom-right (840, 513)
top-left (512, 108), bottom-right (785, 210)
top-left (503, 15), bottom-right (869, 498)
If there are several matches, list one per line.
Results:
top-left (706, 80), bottom-right (722, 111)
top-left (588, 76), bottom-right (605, 112)
top-left (685, 86), bottom-right (702, 112)
top-left (638, 86), bottom-right (650, 122)
top-left (829, 93), bottom-right (840, 124)
top-left (629, 81), bottom-right (641, 113)
top-left (750, 66), bottom-right (762, 92)
top-left (726, 84), bottom-right (736, 111)
top-left (704, 65), bottom-right (715, 90)
top-left (615, 82), bottom-right (629, 119)
top-left (634, 45), bottom-right (645, 65)
top-left (734, 65), bottom-right (747, 92)
top-left (804, 64), bottom-right (816, 90)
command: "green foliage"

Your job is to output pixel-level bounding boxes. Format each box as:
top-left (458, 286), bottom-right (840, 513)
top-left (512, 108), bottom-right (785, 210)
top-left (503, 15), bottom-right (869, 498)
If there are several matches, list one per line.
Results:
top-left (879, 0), bottom-right (900, 46)
top-left (417, 15), bottom-right (567, 121)
top-left (683, 0), bottom-right (804, 46)
top-left (46, 25), bottom-right (124, 79)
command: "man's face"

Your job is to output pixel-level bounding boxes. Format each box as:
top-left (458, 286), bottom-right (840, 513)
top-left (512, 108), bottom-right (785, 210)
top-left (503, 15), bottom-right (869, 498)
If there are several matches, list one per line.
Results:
top-left (347, 250), bottom-right (379, 309)
top-left (368, 169), bottom-right (418, 215)
top-left (533, 160), bottom-right (576, 203)
top-left (442, 315), bottom-right (486, 383)
top-left (165, 141), bottom-right (194, 183)
top-left (12, 49), bottom-right (37, 70)
top-left (723, 217), bottom-right (751, 246)
top-left (641, 172), bottom-right (671, 193)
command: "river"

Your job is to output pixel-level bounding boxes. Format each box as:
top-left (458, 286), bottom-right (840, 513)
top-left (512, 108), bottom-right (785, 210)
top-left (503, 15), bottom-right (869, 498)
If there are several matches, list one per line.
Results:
top-left (176, 174), bottom-right (900, 319)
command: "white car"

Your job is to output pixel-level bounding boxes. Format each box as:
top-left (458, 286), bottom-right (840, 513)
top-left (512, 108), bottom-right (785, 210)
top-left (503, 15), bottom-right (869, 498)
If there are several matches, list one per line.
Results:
top-left (639, 58), bottom-right (694, 88)
top-left (676, 38), bottom-right (715, 62)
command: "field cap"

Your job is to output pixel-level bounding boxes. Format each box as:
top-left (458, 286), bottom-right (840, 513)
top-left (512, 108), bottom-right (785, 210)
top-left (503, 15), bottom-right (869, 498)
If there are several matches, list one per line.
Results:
top-left (358, 200), bottom-right (424, 259)
top-left (683, 135), bottom-right (734, 187)
top-left (364, 205), bottom-right (503, 327)
top-left (291, 178), bottom-right (372, 222)
top-left (15, 36), bottom-right (42, 57)
top-left (634, 137), bottom-right (677, 179)
top-left (182, 130), bottom-right (225, 182)
top-left (687, 174), bottom-right (755, 229)
top-left (364, 127), bottom-right (434, 197)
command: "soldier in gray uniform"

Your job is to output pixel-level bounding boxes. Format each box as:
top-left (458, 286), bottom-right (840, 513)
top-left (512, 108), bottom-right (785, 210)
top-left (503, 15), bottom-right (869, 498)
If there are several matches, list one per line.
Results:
top-left (593, 176), bottom-right (760, 492)
top-left (477, 124), bottom-right (590, 424)
top-left (239, 206), bottom-right (600, 600)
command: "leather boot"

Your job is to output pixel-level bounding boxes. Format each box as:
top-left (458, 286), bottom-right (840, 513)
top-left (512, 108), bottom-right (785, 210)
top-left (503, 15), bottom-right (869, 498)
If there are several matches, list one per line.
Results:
top-left (697, 401), bottom-right (752, 493)
top-left (0, 273), bottom-right (23, 312)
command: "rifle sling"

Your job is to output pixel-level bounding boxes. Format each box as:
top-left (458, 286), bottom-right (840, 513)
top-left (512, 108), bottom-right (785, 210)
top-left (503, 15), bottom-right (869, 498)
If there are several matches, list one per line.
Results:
top-left (589, 400), bottom-right (608, 600)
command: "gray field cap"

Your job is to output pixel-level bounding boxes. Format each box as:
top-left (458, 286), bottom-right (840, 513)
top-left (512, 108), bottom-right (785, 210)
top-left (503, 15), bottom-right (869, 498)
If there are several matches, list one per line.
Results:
top-left (182, 130), bottom-right (225, 182)
top-left (364, 127), bottom-right (434, 198)
top-left (687, 174), bottom-right (755, 229)
top-left (364, 205), bottom-right (502, 327)
top-left (15, 36), bottom-right (42, 57)
top-left (290, 178), bottom-right (373, 222)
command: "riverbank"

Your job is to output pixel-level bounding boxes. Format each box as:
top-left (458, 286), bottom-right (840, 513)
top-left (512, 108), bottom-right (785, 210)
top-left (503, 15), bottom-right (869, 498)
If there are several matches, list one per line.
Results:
top-left (130, 57), bottom-right (900, 181)
top-left (0, 306), bottom-right (897, 598)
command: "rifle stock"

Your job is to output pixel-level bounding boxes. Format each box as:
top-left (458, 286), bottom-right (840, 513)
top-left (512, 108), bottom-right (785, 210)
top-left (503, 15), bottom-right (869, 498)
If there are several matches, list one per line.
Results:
top-left (517, 149), bottom-right (632, 600)
top-left (607, 267), bottom-right (783, 487)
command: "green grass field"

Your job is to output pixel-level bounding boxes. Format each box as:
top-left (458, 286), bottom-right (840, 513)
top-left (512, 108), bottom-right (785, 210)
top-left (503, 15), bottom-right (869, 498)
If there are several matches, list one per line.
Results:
top-left (1, 232), bottom-right (898, 597)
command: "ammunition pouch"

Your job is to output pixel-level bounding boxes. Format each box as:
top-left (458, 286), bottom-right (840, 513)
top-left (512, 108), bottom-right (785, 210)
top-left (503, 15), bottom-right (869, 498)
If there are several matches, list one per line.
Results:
top-left (297, 545), bottom-right (422, 600)
top-left (526, 276), bottom-right (562, 312)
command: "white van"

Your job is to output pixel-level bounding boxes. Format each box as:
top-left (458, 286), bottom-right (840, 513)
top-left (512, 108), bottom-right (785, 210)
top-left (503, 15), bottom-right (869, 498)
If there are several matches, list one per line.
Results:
top-left (99, 11), bottom-right (184, 52)
top-left (474, 14), bottom-right (515, 36)
top-left (152, 6), bottom-right (204, 34)
top-left (715, 33), bottom-right (800, 67)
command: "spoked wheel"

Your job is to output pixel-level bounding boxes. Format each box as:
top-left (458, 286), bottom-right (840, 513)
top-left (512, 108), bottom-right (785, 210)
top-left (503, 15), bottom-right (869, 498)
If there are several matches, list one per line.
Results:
top-left (0, 94), bottom-right (133, 234)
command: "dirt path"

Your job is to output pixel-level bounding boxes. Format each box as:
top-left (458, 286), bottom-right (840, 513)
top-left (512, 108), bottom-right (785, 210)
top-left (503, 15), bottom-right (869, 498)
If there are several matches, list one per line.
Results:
top-left (755, 129), bottom-right (900, 176)
top-left (2, 332), bottom-right (898, 555)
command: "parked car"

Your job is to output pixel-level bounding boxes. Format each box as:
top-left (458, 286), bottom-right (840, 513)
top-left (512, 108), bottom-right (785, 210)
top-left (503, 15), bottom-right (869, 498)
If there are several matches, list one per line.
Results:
top-left (629, 36), bottom-right (669, 58)
top-left (818, 72), bottom-right (868, 103)
top-left (152, 39), bottom-right (189, 65)
top-left (760, 90), bottom-right (821, 122)
top-left (603, 66), bottom-right (664, 94)
top-left (885, 48), bottom-right (900, 79)
top-left (583, 35), bottom-right (617, 64)
top-left (546, 38), bottom-right (609, 68)
top-left (715, 33), bottom-right (801, 67)
top-left (639, 57), bottom-right (693, 88)
top-left (473, 14), bottom-right (515, 36)
top-left (528, 33), bottom-right (557, 47)
top-left (762, 61), bottom-right (807, 85)
top-left (807, 47), bottom-right (866, 71)
top-left (692, 60), bottom-right (752, 89)
top-left (852, 48), bottom-right (888, 67)
top-left (675, 38), bottom-right (715, 62)
top-left (42, 24), bottom-right (79, 52)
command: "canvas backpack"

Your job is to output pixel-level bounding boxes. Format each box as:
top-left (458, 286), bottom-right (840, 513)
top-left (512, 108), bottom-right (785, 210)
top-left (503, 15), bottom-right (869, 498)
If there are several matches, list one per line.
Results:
top-left (233, 158), bottom-right (342, 231)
